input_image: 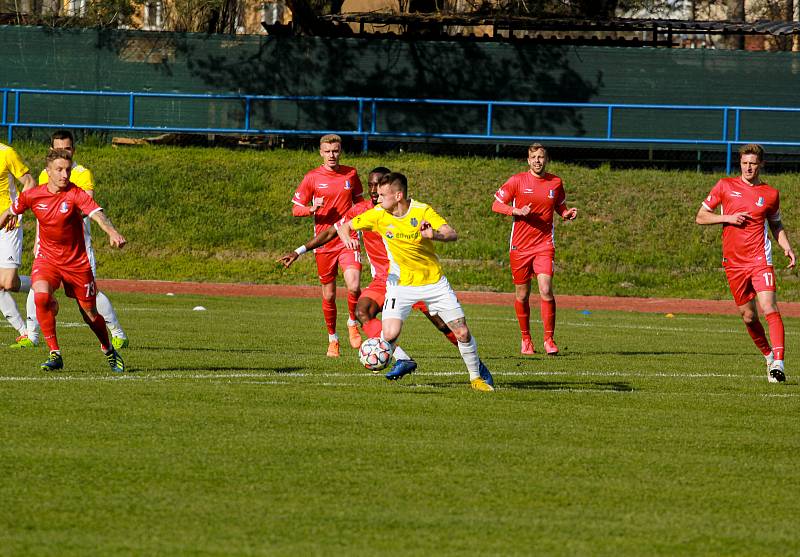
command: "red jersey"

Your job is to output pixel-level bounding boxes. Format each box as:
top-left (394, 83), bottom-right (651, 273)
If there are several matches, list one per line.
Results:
top-left (11, 183), bottom-right (101, 267)
top-left (293, 165), bottom-right (363, 254)
top-left (342, 199), bottom-right (389, 281)
top-left (494, 171), bottom-right (567, 254)
top-left (702, 177), bottom-right (781, 268)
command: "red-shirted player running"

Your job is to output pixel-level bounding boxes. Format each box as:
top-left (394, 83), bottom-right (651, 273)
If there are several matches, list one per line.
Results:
top-left (0, 148), bottom-right (127, 372)
top-left (492, 143), bottom-right (578, 356)
top-left (292, 134), bottom-right (363, 357)
top-left (696, 144), bottom-right (795, 383)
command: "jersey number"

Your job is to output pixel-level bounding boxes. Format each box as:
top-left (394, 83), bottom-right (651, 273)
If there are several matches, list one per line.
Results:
top-left (383, 297), bottom-right (396, 311)
top-left (763, 272), bottom-right (774, 287)
top-left (84, 281), bottom-right (96, 298)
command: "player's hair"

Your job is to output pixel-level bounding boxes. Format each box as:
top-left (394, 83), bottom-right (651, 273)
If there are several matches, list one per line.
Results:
top-left (379, 172), bottom-right (408, 197)
top-left (739, 143), bottom-right (764, 162)
top-left (50, 129), bottom-right (74, 147)
top-left (528, 142), bottom-right (549, 159)
top-left (320, 134), bottom-right (342, 146)
top-left (46, 148), bottom-right (73, 165)
top-left (370, 166), bottom-right (391, 176)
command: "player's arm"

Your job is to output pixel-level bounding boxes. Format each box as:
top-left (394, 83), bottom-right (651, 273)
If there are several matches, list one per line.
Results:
top-left (492, 199), bottom-right (531, 217)
top-left (0, 208), bottom-right (15, 231)
top-left (291, 177), bottom-right (323, 217)
top-left (89, 210), bottom-right (126, 248)
top-left (695, 205), bottom-right (749, 226)
top-left (421, 222), bottom-right (458, 242)
top-left (769, 219), bottom-right (796, 269)
top-left (19, 173), bottom-right (35, 192)
top-left (277, 226), bottom-right (340, 268)
top-left (336, 220), bottom-right (360, 251)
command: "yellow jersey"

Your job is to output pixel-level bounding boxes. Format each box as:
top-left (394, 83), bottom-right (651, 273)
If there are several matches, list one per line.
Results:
top-left (350, 199), bottom-right (448, 287)
top-left (38, 163), bottom-right (94, 192)
top-left (0, 142), bottom-right (30, 215)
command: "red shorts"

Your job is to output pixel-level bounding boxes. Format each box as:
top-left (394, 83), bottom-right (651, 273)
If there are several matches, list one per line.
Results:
top-left (725, 265), bottom-right (776, 306)
top-left (509, 250), bottom-right (554, 284)
top-left (32, 260), bottom-right (97, 302)
top-left (315, 248), bottom-right (362, 284)
top-left (359, 278), bottom-right (427, 313)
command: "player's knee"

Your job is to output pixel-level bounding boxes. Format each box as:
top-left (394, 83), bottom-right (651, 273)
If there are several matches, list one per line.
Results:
top-left (741, 310), bottom-right (758, 325)
top-left (33, 291), bottom-right (53, 309)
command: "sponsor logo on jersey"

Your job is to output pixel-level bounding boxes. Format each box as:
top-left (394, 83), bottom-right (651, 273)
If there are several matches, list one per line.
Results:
top-left (410, 218), bottom-right (418, 227)
top-left (318, 183), bottom-right (329, 189)
top-left (36, 203), bottom-right (48, 210)
top-left (523, 189), bottom-right (534, 194)
top-left (385, 231), bottom-right (394, 239)
top-left (59, 202), bottom-right (69, 214)
top-left (756, 196), bottom-right (765, 207)
top-left (731, 191), bottom-right (742, 198)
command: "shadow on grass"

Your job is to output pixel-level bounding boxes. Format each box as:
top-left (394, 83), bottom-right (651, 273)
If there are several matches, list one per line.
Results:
top-left (502, 379), bottom-right (633, 392)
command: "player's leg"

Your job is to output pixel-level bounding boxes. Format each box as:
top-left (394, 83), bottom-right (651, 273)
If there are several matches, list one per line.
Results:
top-left (727, 267), bottom-right (775, 378)
top-left (511, 250), bottom-right (535, 354)
top-left (418, 303), bottom-right (458, 346)
top-left (95, 291), bottom-right (128, 349)
top-left (535, 255), bottom-right (558, 355)
top-left (31, 268), bottom-right (63, 370)
top-left (753, 267), bottom-right (785, 382)
top-left (316, 252), bottom-right (340, 357)
top-left (340, 248), bottom-right (363, 349)
top-left (426, 277), bottom-right (493, 391)
top-left (355, 284), bottom-right (383, 338)
top-left (381, 285), bottom-right (420, 380)
top-left (0, 224), bottom-right (27, 343)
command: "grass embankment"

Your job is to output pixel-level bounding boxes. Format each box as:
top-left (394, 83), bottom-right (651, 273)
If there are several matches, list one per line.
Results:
top-left (12, 142), bottom-right (800, 300)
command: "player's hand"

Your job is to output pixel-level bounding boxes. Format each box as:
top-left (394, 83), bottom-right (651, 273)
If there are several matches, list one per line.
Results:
top-left (278, 252), bottom-right (299, 268)
top-left (3, 214), bottom-right (17, 231)
top-left (563, 207), bottom-right (578, 220)
top-left (342, 237), bottom-right (359, 250)
top-left (109, 232), bottom-right (126, 249)
top-left (727, 212), bottom-right (750, 226)
top-left (512, 203), bottom-right (532, 217)
top-left (785, 248), bottom-right (796, 269)
top-left (420, 220), bottom-right (434, 239)
top-left (310, 197), bottom-right (324, 213)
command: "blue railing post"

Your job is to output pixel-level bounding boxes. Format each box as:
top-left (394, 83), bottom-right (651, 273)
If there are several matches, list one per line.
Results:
top-left (606, 106), bottom-right (613, 139)
top-left (486, 103), bottom-right (493, 137)
top-left (128, 93), bottom-right (135, 128)
top-left (244, 97), bottom-right (251, 131)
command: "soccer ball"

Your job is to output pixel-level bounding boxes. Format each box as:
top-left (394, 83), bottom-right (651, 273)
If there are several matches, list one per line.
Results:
top-left (359, 337), bottom-right (393, 372)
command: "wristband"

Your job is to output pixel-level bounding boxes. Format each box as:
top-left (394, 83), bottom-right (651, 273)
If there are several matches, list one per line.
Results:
top-left (294, 246), bottom-right (307, 255)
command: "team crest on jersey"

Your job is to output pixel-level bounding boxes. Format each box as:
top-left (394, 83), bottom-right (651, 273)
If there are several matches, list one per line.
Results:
top-left (59, 201), bottom-right (69, 214)
top-left (756, 196), bottom-right (765, 207)
top-left (548, 189), bottom-right (554, 199)
top-left (410, 218), bottom-right (418, 227)
top-left (344, 180), bottom-right (351, 190)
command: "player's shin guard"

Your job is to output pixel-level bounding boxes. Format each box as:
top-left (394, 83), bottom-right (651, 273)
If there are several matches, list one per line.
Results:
top-left (541, 298), bottom-right (556, 341)
top-left (362, 317), bottom-right (382, 338)
top-left (321, 298), bottom-right (337, 335)
top-left (765, 311), bottom-right (785, 361)
top-left (25, 288), bottom-right (39, 342)
top-left (347, 290), bottom-right (359, 322)
top-left (744, 317), bottom-right (772, 356)
top-left (457, 336), bottom-right (481, 380)
top-left (96, 291), bottom-right (125, 337)
top-left (79, 307), bottom-right (111, 352)
top-left (18, 275), bottom-right (31, 293)
top-left (34, 292), bottom-right (59, 351)
top-left (0, 290), bottom-right (26, 336)
top-left (514, 299), bottom-right (531, 339)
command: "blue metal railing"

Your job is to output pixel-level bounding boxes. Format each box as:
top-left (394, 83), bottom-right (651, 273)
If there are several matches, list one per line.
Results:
top-left (4, 87), bottom-right (800, 173)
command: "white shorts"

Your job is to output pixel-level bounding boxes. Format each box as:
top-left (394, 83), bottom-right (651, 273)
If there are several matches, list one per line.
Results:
top-left (383, 276), bottom-right (465, 323)
top-left (0, 223), bottom-right (22, 269)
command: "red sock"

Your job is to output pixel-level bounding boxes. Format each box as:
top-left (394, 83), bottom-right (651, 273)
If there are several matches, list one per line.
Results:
top-left (541, 298), bottom-right (556, 341)
top-left (744, 318), bottom-right (772, 356)
top-left (362, 318), bottom-right (382, 338)
top-left (34, 292), bottom-right (59, 352)
top-left (322, 298), bottom-right (337, 335)
top-left (765, 311), bottom-right (785, 361)
top-left (514, 299), bottom-right (531, 339)
top-left (444, 331), bottom-right (458, 346)
top-left (347, 291), bottom-right (359, 322)
top-left (80, 309), bottom-right (111, 352)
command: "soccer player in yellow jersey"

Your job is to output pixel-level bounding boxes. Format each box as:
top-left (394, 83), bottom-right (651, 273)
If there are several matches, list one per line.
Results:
top-left (0, 142), bottom-right (35, 344)
top-left (337, 172), bottom-right (494, 392)
top-left (11, 130), bottom-right (129, 350)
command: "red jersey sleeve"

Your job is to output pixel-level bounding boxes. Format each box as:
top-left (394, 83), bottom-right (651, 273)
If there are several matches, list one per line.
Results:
top-left (494, 176), bottom-right (518, 205)
top-left (349, 171), bottom-right (364, 202)
top-left (10, 189), bottom-right (30, 215)
top-left (292, 174), bottom-right (314, 208)
top-left (703, 180), bottom-right (725, 211)
top-left (73, 187), bottom-right (102, 217)
top-left (554, 181), bottom-right (567, 216)
top-left (767, 191), bottom-right (782, 223)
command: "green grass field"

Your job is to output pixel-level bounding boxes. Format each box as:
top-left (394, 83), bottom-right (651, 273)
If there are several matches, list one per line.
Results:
top-left (2, 291), bottom-right (797, 556)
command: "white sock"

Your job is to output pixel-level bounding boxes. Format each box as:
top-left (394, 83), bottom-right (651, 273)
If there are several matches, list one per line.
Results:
top-left (328, 333), bottom-right (339, 342)
top-left (96, 291), bottom-right (125, 337)
top-left (393, 345), bottom-right (411, 361)
top-left (18, 275), bottom-right (31, 293)
top-left (347, 318), bottom-right (359, 327)
top-left (458, 336), bottom-right (481, 380)
top-left (0, 290), bottom-right (26, 336)
top-left (765, 351), bottom-right (775, 365)
top-left (25, 288), bottom-right (38, 342)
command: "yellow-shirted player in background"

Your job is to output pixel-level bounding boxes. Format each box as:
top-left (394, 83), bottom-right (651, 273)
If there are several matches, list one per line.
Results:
top-left (11, 130), bottom-right (128, 349)
top-left (0, 141), bottom-right (35, 344)
top-left (337, 172), bottom-right (494, 392)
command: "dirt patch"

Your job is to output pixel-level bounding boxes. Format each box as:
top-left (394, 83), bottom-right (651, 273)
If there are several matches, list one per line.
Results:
top-left (95, 278), bottom-right (800, 317)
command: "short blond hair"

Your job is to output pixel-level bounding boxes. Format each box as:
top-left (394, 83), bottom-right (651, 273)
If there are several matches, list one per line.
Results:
top-left (739, 143), bottom-right (764, 162)
top-left (320, 134), bottom-right (342, 147)
top-left (46, 148), bottom-right (73, 166)
top-left (528, 143), bottom-right (548, 159)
